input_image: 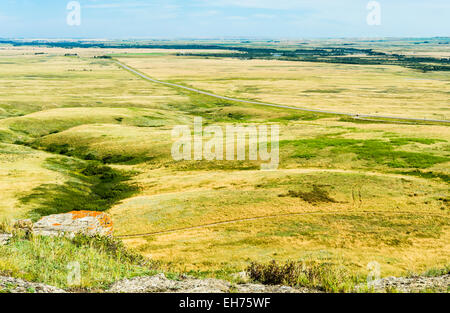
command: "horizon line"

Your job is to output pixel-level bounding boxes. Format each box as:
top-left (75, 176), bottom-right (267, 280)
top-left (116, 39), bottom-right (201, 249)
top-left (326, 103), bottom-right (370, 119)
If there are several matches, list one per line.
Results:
top-left (2, 36), bottom-right (449, 41)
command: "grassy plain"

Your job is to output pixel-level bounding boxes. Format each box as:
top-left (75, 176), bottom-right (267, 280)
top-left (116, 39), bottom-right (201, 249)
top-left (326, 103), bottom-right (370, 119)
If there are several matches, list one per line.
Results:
top-left (118, 55), bottom-right (450, 120)
top-left (0, 53), bottom-right (187, 119)
top-left (0, 43), bottom-right (448, 288)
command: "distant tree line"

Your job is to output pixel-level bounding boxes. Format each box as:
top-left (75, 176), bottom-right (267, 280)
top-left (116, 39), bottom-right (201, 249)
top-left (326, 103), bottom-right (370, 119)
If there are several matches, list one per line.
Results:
top-left (1, 39), bottom-right (448, 72)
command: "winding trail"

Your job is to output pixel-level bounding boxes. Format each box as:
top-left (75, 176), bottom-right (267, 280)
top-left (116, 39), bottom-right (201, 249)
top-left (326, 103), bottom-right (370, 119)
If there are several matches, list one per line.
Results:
top-left (115, 60), bottom-right (450, 124)
top-left (116, 210), bottom-right (449, 239)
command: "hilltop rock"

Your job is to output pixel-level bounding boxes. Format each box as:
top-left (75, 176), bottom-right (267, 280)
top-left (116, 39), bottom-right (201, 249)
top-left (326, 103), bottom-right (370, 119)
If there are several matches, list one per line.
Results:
top-left (107, 273), bottom-right (317, 293)
top-left (0, 276), bottom-right (65, 293)
top-left (32, 211), bottom-right (113, 237)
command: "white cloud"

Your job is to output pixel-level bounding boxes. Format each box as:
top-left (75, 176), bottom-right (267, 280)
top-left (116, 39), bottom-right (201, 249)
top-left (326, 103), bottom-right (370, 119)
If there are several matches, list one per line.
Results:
top-left (197, 0), bottom-right (318, 10)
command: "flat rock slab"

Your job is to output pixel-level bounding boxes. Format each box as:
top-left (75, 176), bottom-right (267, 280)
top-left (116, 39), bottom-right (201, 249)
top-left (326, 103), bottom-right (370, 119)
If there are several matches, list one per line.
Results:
top-left (0, 276), bottom-right (65, 293)
top-left (33, 211), bottom-right (113, 237)
top-left (0, 233), bottom-right (12, 246)
top-left (108, 273), bottom-right (317, 293)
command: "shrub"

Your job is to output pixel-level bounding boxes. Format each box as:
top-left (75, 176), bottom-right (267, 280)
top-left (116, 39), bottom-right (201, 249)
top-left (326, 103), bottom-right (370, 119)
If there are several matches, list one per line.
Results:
top-left (71, 234), bottom-right (154, 267)
top-left (279, 185), bottom-right (338, 204)
top-left (247, 260), bottom-right (359, 293)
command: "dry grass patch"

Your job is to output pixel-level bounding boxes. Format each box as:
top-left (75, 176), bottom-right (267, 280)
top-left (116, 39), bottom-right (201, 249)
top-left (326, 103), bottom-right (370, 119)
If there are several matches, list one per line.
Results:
top-left (124, 213), bottom-right (450, 277)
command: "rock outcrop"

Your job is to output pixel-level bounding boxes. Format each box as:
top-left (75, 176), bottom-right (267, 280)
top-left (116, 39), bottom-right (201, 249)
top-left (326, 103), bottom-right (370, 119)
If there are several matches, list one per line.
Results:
top-left (109, 273), bottom-right (450, 293)
top-left (107, 273), bottom-right (317, 293)
top-left (32, 211), bottom-right (113, 237)
top-left (360, 274), bottom-right (450, 293)
top-left (0, 276), bottom-right (65, 293)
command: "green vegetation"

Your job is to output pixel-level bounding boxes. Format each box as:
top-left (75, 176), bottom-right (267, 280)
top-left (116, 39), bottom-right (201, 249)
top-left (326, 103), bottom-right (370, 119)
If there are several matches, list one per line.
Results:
top-left (37, 143), bottom-right (153, 165)
top-left (397, 170), bottom-right (450, 183)
top-left (0, 232), bottom-right (158, 290)
top-left (283, 137), bottom-right (449, 169)
top-left (422, 265), bottom-right (450, 277)
top-left (247, 260), bottom-right (360, 293)
top-left (20, 158), bottom-right (139, 220)
top-left (186, 48), bottom-right (450, 72)
top-left (269, 113), bottom-right (326, 123)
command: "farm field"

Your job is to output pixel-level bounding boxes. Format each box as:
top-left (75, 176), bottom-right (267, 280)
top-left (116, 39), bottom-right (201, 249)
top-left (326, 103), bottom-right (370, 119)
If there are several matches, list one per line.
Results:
top-left (0, 42), bottom-right (449, 286)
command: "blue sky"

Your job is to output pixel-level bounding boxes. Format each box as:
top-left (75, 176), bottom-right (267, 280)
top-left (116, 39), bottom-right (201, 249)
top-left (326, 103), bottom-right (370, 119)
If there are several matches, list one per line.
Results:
top-left (0, 0), bottom-right (449, 39)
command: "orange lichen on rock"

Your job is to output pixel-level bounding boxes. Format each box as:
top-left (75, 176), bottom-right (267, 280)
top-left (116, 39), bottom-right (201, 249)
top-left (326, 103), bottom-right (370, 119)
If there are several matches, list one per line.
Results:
top-left (33, 211), bottom-right (114, 237)
top-left (70, 210), bottom-right (113, 233)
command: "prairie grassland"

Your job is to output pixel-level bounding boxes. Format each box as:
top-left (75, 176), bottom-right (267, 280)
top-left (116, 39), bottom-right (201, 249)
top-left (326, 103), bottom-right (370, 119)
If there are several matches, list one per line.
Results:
top-left (123, 214), bottom-right (449, 277)
top-left (118, 55), bottom-right (450, 120)
top-left (112, 170), bottom-right (447, 235)
top-left (114, 168), bottom-right (449, 276)
top-left (0, 54), bottom-right (188, 118)
top-left (0, 49), bottom-right (448, 284)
